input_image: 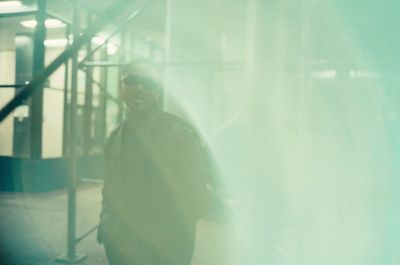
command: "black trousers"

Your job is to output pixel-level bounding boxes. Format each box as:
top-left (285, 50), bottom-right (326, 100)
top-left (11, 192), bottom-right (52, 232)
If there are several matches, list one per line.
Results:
top-left (103, 223), bottom-right (197, 265)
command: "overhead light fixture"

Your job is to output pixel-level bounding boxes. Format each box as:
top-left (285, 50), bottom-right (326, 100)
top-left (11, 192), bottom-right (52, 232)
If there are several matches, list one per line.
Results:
top-left (44, 38), bottom-right (68, 47)
top-left (0, 1), bottom-right (22, 9)
top-left (20, 19), bottom-right (66, 29)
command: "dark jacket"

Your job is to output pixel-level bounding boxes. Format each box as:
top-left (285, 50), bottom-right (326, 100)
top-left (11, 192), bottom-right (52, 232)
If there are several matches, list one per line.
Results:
top-left (98, 110), bottom-right (209, 245)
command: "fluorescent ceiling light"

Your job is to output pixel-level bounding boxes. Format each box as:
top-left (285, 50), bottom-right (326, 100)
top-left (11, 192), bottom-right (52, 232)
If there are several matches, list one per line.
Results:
top-left (44, 39), bottom-right (68, 47)
top-left (20, 19), bottom-right (66, 29)
top-left (0, 1), bottom-right (22, 9)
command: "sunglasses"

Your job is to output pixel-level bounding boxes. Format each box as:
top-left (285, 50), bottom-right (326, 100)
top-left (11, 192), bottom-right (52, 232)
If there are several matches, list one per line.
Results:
top-left (121, 75), bottom-right (159, 90)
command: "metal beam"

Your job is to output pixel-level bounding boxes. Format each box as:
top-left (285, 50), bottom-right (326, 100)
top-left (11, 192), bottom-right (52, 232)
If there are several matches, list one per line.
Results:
top-left (66, 0), bottom-right (80, 263)
top-left (13, 33), bottom-right (34, 158)
top-left (30, 0), bottom-right (46, 159)
top-left (81, 61), bottom-right (128, 67)
top-left (0, 84), bottom-right (26, 88)
top-left (83, 12), bottom-right (93, 156)
top-left (62, 25), bottom-right (71, 157)
top-left (99, 44), bottom-right (109, 146)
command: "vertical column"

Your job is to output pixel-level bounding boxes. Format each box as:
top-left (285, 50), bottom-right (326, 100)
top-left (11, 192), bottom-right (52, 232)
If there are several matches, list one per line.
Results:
top-left (63, 25), bottom-right (71, 156)
top-left (117, 29), bottom-right (128, 124)
top-left (67, 1), bottom-right (79, 263)
top-left (83, 12), bottom-right (93, 155)
top-left (14, 33), bottom-right (34, 158)
top-left (99, 45), bottom-right (108, 143)
top-left (31, 0), bottom-right (47, 158)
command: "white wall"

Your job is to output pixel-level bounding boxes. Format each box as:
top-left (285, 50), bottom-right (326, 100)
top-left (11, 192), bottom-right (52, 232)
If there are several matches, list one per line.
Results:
top-left (42, 88), bottom-right (64, 158)
top-left (0, 51), bottom-right (15, 156)
top-left (42, 48), bottom-right (65, 158)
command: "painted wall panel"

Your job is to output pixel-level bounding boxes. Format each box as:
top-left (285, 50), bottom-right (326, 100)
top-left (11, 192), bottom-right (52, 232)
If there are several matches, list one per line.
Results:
top-left (42, 88), bottom-right (64, 158)
top-left (0, 51), bottom-right (16, 156)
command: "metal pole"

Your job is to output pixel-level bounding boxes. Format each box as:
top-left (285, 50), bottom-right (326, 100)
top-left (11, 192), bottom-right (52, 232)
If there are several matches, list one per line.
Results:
top-left (83, 11), bottom-right (93, 155)
top-left (117, 28), bottom-right (128, 123)
top-left (67, 1), bottom-right (79, 263)
top-left (0, 84), bottom-right (26, 88)
top-left (63, 25), bottom-right (71, 156)
top-left (81, 61), bottom-right (128, 67)
top-left (30, 0), bottom-right (47, 159)
top-left (0, 0), bottom-right (139, 123)
top-left (100, 42), bottom-right (109, 143)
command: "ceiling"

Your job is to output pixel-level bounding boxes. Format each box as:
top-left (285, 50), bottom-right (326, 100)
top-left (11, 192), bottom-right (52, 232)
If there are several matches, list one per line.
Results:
top-left (1, 0), bottom-right (399, 69)
top-left (0, 0), bottom-right (166, 50)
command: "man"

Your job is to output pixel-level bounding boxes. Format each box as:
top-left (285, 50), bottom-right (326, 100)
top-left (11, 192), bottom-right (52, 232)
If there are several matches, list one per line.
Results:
top-left (97, 60), bottom-right (209, 265)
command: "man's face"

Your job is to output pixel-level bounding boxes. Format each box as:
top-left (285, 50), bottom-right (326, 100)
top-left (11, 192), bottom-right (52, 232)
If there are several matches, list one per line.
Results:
top-left (120, 75), bottom-right (160, 111)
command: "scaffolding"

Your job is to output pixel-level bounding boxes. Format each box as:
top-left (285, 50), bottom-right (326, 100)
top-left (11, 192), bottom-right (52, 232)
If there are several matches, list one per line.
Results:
top-left (0, 0), bottom-right (153, 264)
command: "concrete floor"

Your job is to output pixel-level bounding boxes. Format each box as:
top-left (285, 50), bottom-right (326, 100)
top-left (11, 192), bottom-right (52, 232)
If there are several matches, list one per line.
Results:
top-left (0, 183), bottom-right (238, 265)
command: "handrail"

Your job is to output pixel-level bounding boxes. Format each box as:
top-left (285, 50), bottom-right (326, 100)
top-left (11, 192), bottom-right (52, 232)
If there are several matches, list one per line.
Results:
top-left (0, 84), bottom-right (26, 88)
top-left (81, 61), bottom-right (129, 67)
top-left (0, 0), bottom-right (152, 123)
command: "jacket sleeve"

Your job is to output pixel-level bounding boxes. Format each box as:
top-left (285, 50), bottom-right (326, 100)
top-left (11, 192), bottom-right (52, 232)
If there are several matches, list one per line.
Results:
top-left (100, 130), bottom-right (115, 216)
top-left (166, 124), bottom-right (210, 221)
top-left (97, 127), bottom-right (120, 243)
